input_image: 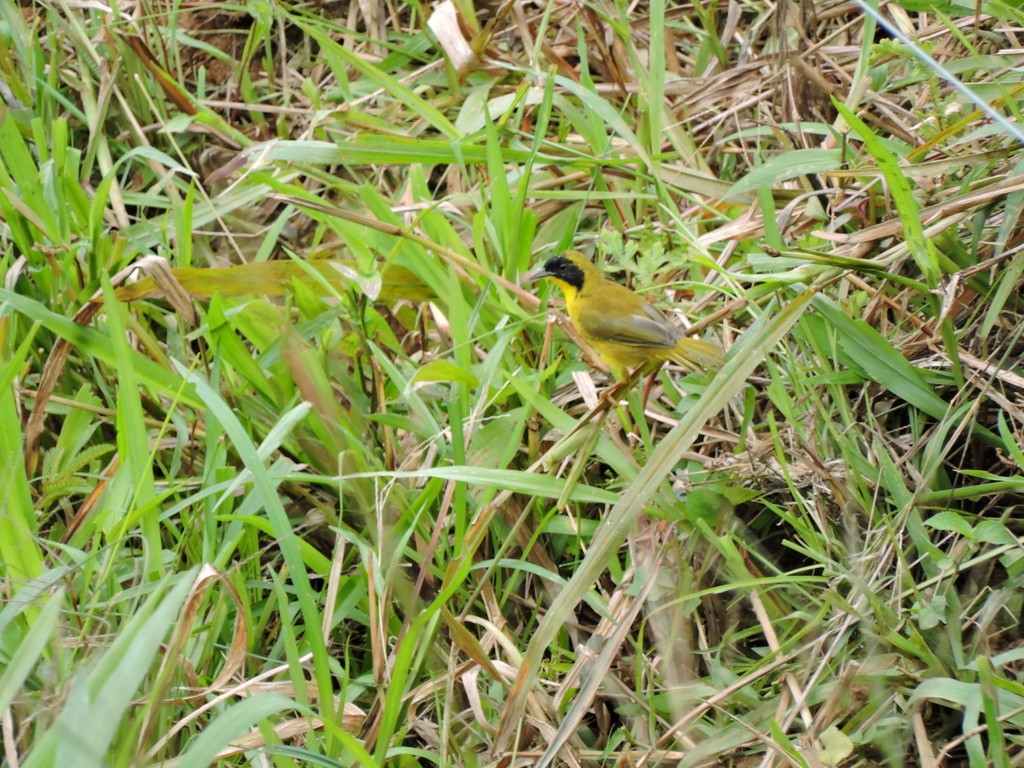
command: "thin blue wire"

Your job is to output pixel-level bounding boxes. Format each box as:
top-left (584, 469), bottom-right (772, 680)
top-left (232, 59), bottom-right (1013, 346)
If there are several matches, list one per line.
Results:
top-left (855, 0), bottom-right (1024, 147)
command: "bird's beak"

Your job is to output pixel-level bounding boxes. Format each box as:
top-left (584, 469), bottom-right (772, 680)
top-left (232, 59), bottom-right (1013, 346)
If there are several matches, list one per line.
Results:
top-left (520, 267), bottom-right (550, 286)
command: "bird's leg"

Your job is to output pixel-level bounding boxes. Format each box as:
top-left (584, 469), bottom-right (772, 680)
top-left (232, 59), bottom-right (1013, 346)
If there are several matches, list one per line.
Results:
top-left (598, 379), bottom-right (627, 406)
top-left (641, 368), bottom-right (660, 412)
top-left (595, 366), bottom-right (648, 441)
top-left (597, 364), bottom-right (643, 408)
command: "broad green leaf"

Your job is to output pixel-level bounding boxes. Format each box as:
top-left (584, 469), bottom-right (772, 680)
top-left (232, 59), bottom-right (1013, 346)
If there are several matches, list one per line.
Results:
top-left (817, 725), bottom-right (854, 767)
top-left (724, 149), bottom-right (842, 200)
top-left (924, 510), bottom-right (974, 537)
top-left (813, 295), bottom-right (950, 419)
top-left (411, 360), bottom-right (480, 387)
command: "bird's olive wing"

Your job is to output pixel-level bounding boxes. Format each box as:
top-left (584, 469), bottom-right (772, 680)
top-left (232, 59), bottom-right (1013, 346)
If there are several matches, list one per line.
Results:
top-left (577, 299), bottom-right (681, 348)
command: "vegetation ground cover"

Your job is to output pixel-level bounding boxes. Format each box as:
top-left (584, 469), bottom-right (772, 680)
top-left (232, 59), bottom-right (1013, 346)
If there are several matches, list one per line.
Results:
top-left (2, 0), bottom-right (1024, 766)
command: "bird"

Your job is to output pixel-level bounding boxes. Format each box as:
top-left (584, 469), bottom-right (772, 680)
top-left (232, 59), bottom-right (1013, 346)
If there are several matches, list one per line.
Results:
top-left (523, 250), bottom-right (722, 380)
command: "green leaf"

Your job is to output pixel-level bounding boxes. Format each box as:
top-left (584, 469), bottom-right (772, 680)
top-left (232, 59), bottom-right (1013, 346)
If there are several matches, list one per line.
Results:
top-left (724, 149), bottom-right (842, 200)
top-left (817, 725), bottom-right (854, 767)
top-left (347, 465), bottom-right (617, 505)
top-left (974, 521), bottom-right (1016, 546)
top-left (411, 360), bottom-right (480, 388)
top-left (924, 510), bottom-right (974, 537)
top-left (813, 295), bottom-right (951, 419)
top-left (176, 693), bottom-right (297, 767)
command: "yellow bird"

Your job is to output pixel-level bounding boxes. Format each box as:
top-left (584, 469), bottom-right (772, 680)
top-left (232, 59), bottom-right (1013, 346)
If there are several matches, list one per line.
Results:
top-left (524, 251), bottom-right (722, 379)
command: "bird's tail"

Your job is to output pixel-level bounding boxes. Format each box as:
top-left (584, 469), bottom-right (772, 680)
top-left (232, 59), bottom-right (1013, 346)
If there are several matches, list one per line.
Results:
top-left (670, 338), bottom-right (724, 371)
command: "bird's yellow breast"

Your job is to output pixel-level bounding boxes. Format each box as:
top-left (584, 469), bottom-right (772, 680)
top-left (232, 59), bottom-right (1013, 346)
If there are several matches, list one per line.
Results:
top-left (546, 277), bottom-right (581, 312)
